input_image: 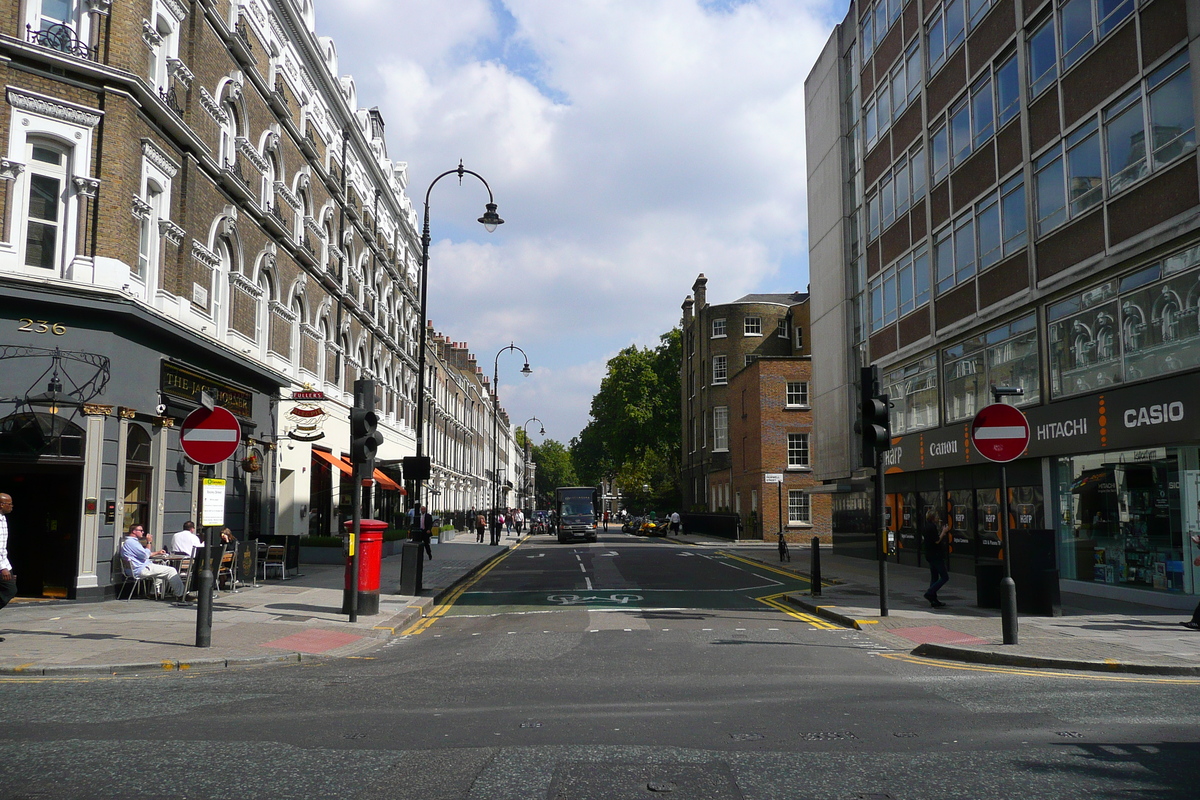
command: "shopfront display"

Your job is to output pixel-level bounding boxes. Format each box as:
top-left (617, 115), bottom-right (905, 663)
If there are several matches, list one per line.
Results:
top-left (1053, 447), bottom-right (1193, 592)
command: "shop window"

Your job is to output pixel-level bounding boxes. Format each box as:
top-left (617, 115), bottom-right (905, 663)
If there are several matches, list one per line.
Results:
top-left (1054, 450), bottom-right (1184, 591)
top-left (123, 425), bottom-right (153, 533)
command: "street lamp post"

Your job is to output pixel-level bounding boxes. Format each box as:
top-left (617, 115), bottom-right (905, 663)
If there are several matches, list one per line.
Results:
top-left (413, 162), bottom-right (502, 521)
top-left (522, 416), bottom-right (545, 512)
top-left (492, 343), bottom-right (531, 520)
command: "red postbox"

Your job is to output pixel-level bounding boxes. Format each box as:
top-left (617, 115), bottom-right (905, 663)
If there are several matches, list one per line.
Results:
top-left (342, 519), bottom-right (388, 615)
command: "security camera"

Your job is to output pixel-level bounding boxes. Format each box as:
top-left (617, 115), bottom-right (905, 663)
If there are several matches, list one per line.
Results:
top-left (156, 403), bottom-right (168, 415)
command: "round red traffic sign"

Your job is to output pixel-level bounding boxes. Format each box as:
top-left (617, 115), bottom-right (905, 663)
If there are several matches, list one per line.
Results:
top-left (180, 406), bottom-right (242, 465)
top-left (971, 403), bottom-right (1030, 463)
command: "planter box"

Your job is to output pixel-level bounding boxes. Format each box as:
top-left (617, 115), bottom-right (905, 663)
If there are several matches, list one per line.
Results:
top-left (299, 546), bottom-right (343, 564)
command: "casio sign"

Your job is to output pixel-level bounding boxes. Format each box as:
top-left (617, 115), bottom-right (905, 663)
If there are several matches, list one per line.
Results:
top-left (1123, 402), bottom-right (1184, 428)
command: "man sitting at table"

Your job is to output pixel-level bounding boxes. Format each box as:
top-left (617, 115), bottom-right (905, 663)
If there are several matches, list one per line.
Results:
top-left (170, 521), bottom-right (202, 556)
top-left (121, 524), bottom-right (185, 599)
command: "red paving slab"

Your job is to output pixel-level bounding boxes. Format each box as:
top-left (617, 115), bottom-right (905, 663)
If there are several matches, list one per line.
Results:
top-left (886, 625), bottom-right (990, 646)
top-left (261, 629), bottom-right (364, 653)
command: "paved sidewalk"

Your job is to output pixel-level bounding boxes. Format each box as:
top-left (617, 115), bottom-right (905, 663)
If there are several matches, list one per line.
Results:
top-left (0, 533), bottom-right (520, 675)
top-left (670, 532), bottom-right (1200, 675)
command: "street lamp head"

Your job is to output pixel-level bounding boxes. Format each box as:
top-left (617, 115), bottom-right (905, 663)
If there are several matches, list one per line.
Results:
top-left (539, 425), bottom-right (545, 436)
top-left (521, 362), bottom-right (532, 376)
top-left (478, 203), bottom-right (504, 233)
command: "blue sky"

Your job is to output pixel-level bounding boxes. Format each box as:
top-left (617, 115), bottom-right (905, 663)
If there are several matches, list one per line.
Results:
top-left (314, 0), bottom-right (841, 443)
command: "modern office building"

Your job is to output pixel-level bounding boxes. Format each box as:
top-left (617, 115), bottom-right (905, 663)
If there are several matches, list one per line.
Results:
top-left (806, 0), bottom-right (1200, 605)
top-left (680, 274), bottom-right (828, 539)
top-left (0, 0), bottom-right (518, 599)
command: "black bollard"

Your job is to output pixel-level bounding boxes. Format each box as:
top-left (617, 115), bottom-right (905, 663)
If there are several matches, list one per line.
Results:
top-left (810, 536), bottom-right (822, 597)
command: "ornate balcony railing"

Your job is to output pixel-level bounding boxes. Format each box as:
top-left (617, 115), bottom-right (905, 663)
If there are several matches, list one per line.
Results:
top-left (158, 86), bottom-right (183, 116)
top-left (235, 20), bottom-right (253, 52)
top-left (302, 234), bottom-right (316, 257)
top-left (27, 23), bottom-right (97, 62)
top-left (224, 159), bottom-right (250, 190)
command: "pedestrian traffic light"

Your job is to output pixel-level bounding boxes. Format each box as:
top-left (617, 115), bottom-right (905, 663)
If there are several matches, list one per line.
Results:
top-left (857, 365), bottom-right (892, 466)
top-left (351, 379), bottom-right (383, 479)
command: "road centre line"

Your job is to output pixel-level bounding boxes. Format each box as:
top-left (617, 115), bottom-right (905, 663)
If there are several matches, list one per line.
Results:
top-left (579, 563), bottom-right (587, 573)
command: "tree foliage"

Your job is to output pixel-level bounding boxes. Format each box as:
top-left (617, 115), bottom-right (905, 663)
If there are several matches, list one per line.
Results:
top-left (532, 439), bottom-right (577, 506)
top-left (570, 328), bottom-right (681, 511)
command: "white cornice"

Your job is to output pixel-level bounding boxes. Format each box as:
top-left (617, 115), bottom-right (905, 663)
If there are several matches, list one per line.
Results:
top-left (6, 87), bottom-right (102, 128)
top-left (141, 139), bottom-right (179, 177)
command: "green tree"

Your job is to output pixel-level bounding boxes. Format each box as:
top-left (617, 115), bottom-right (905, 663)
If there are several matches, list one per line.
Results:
top-left (571, 328), bottom-right (681, 511)
top-left (532, 439), bottom-right (577, 506)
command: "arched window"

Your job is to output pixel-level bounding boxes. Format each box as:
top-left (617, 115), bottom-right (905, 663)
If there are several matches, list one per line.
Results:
top-left (262, 152), bottom-right (277, 210)
top-left (219, 101), bottom-right (239, 168)
top-left (256, 271), bottom-right (273, 348)
top-left (123, 425), bottom-right (153, 533)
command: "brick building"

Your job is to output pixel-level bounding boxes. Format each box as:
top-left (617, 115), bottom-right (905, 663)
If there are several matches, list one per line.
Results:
top-left (806, 0), bottom-right (1200, 606)
top-left (680, 274), bottom-right (828, 539)
top-left (0, 0), bottom-right (517, 600)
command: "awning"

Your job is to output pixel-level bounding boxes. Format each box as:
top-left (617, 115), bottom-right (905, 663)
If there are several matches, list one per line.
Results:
top-left (336, 456), bottom-right (406, 494)
top-left (373, 469), bottom-right (404, 493)
top-left (312, 448), bottom-right (353, 477)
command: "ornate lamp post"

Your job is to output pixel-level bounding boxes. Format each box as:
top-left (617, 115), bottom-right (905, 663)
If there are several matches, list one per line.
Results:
top-left (491, 343), bottom-right (531, 517)
top-left (522, 416), bottom-right (545, 512)
top-left (413, 162), bottom-right (502, 519)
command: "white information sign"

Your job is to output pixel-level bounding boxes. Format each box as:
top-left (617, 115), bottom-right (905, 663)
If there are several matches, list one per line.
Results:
top-left (201, 478), bottom-right (226, 528)
top-left (764, 473), bottom-right (784, 484)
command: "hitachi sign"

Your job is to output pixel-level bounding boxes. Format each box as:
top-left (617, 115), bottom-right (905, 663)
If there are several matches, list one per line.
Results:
top-left (1123, 402), bottom-right (1184, 428)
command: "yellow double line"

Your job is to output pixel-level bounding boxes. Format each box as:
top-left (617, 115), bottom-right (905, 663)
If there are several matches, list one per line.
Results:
top-left (401, 543), bottom-right (519, 636)
top-left (756, 592), bottom-right (841, 629)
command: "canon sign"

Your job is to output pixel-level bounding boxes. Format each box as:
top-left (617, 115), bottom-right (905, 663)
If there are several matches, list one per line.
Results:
top-left (1123, 402), bottom-right (1184, 428)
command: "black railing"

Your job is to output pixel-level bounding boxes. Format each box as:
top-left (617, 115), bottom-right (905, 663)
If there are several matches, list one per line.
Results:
top-left (303, 234), bottom-right (316, 257)
top-left (158, 86), bottom-right (183, 116)
top-left (269, 203), bottom-right (289, 230)
top-left (235, 20), bottom-right (253, 52)
top-left (224, 159), bottom-right (250, 189)
top-left (27, 23), bottom-right (96, 61)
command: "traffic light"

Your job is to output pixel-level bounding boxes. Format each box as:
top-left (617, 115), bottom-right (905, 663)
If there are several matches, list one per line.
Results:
top-left (351, 379), bottom-right (383, 479)
top-left (857, 365), bottom-right (892, 466)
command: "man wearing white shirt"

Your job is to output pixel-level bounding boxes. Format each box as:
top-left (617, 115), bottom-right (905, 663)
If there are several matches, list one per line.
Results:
top-left (0, 493), bottom-right (17, 639)
top-left (170, 521), bottom-right (202, 556)
top-left (122, 524), bottom-right (185, 599)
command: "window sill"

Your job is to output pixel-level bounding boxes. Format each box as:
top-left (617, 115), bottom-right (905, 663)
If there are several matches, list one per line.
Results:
top-left (786, 466), bottom-right (812, 472)
top-left (784, 404), bottom-right (811, 411)
top-left (712, 381), bottom-right (727, 386)
top-left (711, 334), bottom-right (727, 339)
top-left (786, 523), bottom-right (813, 529)
top-left (743, 332), bottom-right (763, 338)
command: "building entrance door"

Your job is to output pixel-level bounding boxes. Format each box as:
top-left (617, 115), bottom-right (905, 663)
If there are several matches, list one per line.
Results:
top-left (0, 463), bottom-right (82, 599)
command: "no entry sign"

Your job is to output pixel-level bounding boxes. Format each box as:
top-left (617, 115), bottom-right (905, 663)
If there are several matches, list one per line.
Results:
top-left (180, 406), bottom-right (242, 465)
top-left (971, 403), bottom-right (1030, 463)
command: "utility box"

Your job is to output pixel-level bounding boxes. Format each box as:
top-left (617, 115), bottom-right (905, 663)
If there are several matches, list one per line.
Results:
top-left (400, 540), bottom-right (424, 596)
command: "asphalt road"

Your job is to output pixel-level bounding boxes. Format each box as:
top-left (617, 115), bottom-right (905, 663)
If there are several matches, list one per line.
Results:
top-left (3, 531), bottom-right (1200, 799)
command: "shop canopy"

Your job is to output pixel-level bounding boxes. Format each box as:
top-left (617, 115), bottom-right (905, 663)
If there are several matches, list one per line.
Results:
top-left (337, 456), bottom-right (405, 493)
top-left (312, 448), bottom-right (352, 476)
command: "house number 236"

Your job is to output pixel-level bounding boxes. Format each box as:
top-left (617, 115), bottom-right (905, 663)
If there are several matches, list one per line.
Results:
top-left (17, 319), bottom-right (67, 335)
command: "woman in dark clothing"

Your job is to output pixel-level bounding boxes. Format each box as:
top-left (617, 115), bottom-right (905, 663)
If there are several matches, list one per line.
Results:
top-left (922, 508), bottom-right (950, 608)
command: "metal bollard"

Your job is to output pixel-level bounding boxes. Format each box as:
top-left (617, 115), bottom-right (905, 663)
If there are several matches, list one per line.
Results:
top-left (810, 536), bottom-right (822, 597)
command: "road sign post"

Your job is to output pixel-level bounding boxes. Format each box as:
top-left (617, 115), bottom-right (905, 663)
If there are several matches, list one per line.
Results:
top-left (180, 406), bottom-right (242, 648)
top-left (971, 401), bottom-right (1030, 646)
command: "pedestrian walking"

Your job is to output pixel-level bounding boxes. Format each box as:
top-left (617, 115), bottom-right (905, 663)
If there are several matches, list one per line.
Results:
top-left (670, 510), bottom-right (681, 536)
top-left (491, 510), bottom-right (504, 546)
top-left (777, 531), bottom-right (791, 562)
top-left (0, 493), bottom-right (18, 636)
top-left (476, 512), bottom-right (486, 543)
top-left (922, 508), bottom-right (950, 608)
top-left (1180, 535), bottom-right (1200, 630)
top-left (413, 505), bottom-right (434, 560)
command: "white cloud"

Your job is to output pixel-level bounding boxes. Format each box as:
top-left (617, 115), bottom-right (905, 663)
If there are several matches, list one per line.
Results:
top-left (312, 0), bottom-right (839, 440)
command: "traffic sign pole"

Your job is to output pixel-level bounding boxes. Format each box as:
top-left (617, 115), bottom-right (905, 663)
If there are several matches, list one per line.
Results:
top-left (971, 401), bottom-right (1030, 646)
